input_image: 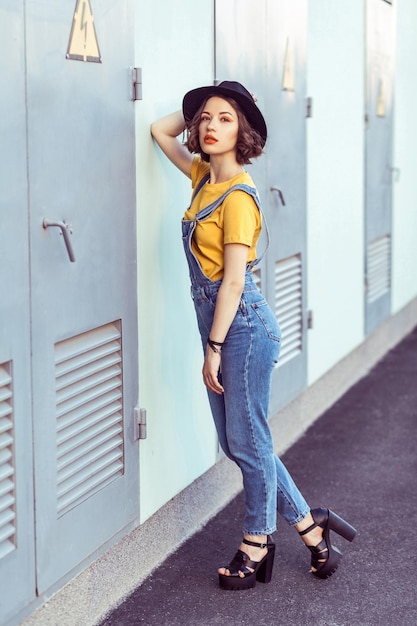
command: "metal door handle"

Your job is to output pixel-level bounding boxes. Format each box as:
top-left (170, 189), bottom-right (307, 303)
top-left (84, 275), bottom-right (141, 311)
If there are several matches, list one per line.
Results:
top-left (270, 186), bottom-right (286, 206)
top-left (42, 218), bottom-right (76, 262)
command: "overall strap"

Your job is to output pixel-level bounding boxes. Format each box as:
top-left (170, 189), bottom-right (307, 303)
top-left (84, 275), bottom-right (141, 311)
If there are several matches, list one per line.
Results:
top-left (190, 174), bottom-right (210, 204)
top-left (195, 183), bottom-right (270, 266)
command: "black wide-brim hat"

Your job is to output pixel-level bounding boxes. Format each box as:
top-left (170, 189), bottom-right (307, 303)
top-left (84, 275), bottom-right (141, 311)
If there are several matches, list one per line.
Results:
top-left (182, 80), bottom-right (267, 147)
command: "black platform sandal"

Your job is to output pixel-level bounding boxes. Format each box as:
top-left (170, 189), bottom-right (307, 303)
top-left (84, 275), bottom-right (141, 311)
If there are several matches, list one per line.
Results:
top-left (299, 507), bottom-right (357, 579)
top-left (218, 536), bottom-right (276, 591)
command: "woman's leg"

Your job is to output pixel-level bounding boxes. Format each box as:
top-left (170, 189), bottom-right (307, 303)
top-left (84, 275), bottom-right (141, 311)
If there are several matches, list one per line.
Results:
top-left (220, 323), bottom-right (278, 536)
top-left (206, 389), bottom-right (234, 460)
top-left (206, 301), bottom-right (310, 535)
top-left (275, 455), bottom-right (310, 525)
top-left (195, 288), bottom-right (328, 579)
top-left (206, 307), bottom-right (356, 580)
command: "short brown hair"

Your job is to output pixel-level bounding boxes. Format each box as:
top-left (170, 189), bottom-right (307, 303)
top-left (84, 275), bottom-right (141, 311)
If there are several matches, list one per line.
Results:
top-left (185, 97), bottom-right (264, 165)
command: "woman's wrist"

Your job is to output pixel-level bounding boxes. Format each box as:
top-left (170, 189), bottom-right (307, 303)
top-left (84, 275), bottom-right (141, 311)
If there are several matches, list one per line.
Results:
top-left (207, 337), bottom-right (224, 354)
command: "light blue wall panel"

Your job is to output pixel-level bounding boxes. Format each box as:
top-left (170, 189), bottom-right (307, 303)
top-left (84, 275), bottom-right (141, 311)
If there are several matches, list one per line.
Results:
top-left (134, 0), bottom-right (216, 523)
top-left (306, 0), bottom-right (365, 384)
top-left (392, 0), bottom-right (417, 312)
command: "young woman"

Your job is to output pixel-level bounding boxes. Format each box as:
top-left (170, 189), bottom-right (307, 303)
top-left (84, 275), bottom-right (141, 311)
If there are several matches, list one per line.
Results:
top-left (151, 81), bottom-right (356, 590)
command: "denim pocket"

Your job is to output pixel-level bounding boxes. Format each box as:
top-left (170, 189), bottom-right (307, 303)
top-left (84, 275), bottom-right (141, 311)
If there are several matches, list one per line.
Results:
top-left (191, 287), bottom-right (211, 306)
top-left (251, 300), bottom-right (281, 342)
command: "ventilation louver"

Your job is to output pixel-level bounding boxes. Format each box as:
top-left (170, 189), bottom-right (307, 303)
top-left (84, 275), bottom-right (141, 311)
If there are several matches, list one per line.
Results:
top-left (0, 363), bottom-right (16, 559)
top-left (55, 322), bottom-right (124, 516)
top-left (275, 255), bottom-right (303, 367)
top-left (367, 235), bottom-right (391, 303)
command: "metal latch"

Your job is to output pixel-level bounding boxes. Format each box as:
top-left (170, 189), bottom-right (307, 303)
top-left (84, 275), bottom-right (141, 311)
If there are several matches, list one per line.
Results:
top-left (307, 310), bottom-right (313, 330)
top-left (131, 67), bottom-right (142, 101)
top-left (135, 407), bottom-right (147, 440)
top-left (270, 187), bottom-right (286, 206)
top-left (43, 218), bottom-right (76, 262)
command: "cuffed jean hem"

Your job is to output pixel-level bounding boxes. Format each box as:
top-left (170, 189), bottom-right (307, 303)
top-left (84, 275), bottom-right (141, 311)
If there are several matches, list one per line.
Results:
top-left (243, 506), bottom-right (311, 535)
top-left (242, 527), bottom-right (277, 536)
top-left (287, 508), bottom-right (311, 527)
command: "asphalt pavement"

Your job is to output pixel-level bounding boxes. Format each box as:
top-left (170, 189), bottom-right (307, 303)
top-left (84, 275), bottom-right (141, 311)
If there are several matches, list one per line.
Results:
top-left (100, 326), bottom-right (417, 626)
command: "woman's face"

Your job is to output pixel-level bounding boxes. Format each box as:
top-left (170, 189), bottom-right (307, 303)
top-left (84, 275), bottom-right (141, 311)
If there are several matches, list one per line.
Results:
top-left (198, 96), bottom-right (239, 159)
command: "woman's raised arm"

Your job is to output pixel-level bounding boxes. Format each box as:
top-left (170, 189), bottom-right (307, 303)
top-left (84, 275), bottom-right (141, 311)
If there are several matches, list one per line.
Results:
top-left (150, 110), bottom-right (194, 178)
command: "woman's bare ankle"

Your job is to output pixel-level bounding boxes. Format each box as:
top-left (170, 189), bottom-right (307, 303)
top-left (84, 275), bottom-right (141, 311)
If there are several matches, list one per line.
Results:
top-left (243, 534), bottom-right (267, 545)
top-left (295, 514), bottom-right (323, 547)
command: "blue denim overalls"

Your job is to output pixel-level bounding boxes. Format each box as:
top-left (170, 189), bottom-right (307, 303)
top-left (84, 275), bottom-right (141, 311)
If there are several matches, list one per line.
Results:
top-left (182, 175), bottom-right (309, 535)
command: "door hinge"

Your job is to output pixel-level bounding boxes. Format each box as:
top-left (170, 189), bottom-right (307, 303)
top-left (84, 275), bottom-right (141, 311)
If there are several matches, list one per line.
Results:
top-left (307, 309), bottom-right (313, 330)
top-left (306, 97), bottom-right (313, 118)
top-left (131, 67), bottom-right (142, 101)
top-left (135, 407), bottom-right (147, 440)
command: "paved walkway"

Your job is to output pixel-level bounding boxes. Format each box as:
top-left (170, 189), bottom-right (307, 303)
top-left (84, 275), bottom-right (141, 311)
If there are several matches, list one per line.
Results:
top-left (100, 327), bottom-right (417, 626)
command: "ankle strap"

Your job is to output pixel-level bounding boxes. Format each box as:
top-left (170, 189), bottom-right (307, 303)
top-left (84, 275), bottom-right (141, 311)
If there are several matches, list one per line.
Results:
top-left (242, 537), bottom-right (267, 549)
top-left (298, 521), bottom-right (317, 537)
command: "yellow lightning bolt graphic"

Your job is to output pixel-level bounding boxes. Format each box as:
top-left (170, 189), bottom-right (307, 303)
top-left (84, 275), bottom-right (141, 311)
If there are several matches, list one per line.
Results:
top-left (80, 1), bottom-right (88, 49)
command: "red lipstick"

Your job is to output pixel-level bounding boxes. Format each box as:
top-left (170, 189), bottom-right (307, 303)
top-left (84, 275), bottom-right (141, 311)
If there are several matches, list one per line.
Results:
top-left (204, 134), bottom-right (218, 144)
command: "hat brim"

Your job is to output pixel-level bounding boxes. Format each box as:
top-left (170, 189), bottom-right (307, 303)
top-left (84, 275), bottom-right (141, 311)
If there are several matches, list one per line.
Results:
top-left (182, 85), bottom-right (267, 147)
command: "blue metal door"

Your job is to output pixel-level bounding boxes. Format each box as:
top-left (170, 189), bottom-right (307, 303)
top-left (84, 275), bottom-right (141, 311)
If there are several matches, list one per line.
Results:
top-left (365, 0), bottom-right (396, 334)
top-left (215, 0), bottom-right (308, 413)
top-left (264, 0), bottom-right (308, 411)
top-left (26, 0), bottom-right (139, 594)
top-left (0, 3), bottom-right (36, 623)
top-left (0, 1), bottom-right (139, 616)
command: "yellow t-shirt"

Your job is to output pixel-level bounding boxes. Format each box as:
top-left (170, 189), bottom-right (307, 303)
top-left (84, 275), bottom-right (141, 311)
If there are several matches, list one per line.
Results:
top-left (183, 158), bottom-right (262, 281)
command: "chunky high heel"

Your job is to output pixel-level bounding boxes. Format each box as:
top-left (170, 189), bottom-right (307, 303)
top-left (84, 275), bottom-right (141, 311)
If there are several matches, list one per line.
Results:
top-left (218, 536), bottom-right (276, 590)
top-left (299, 508), bottom-right (357, 579)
